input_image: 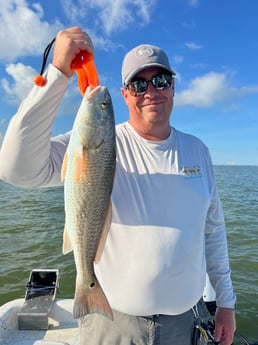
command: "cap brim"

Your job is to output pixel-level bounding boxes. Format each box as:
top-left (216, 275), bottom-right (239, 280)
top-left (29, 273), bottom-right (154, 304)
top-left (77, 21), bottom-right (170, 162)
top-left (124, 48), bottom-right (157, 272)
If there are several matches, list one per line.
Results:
top-left (124, 63), bottom-right (176, 85)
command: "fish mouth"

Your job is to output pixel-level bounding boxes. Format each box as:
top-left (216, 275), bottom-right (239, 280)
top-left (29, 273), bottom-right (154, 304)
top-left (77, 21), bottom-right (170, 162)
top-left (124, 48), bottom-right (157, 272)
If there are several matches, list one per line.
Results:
top-left (85, 85), bottom-right (106, 103)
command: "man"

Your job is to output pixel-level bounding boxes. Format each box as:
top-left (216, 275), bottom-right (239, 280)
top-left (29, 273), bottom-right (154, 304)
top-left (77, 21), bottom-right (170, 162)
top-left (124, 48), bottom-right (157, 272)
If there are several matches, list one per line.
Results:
top-left (0, 26), bottom-right (236, 344)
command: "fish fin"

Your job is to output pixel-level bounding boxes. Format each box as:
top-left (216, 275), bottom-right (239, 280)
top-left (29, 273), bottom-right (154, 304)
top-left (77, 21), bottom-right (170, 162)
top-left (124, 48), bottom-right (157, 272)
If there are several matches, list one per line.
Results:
top-left (74, 147), bottom-right (88, 183)
top-left (61, 152), bottom-right (68, 182)
top-left (94, 201), bottom-right (112, 264)
top-left (62, 227), bottom-right (73, 254)
top-left (73, 279), bottom-right (113, 321)
top-left (81, 147), bottom-right (88, 173)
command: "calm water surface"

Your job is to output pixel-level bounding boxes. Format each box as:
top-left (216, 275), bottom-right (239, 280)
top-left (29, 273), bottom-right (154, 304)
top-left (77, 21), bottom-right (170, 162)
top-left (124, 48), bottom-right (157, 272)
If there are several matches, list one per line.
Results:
top-left (0, 165), bottom-right (257, 343)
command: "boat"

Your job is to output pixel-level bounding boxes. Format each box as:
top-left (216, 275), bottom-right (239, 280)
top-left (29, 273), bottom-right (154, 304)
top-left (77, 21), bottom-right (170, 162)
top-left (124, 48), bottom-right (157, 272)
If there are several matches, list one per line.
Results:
top-left (0, 270), bottom-right (255, 345)
top-left (0, 269), bottom-right (79, 345)
top-left (0, 298), bottom-right (79, 345)
top-left (0, 270), bottom-right (215, 345)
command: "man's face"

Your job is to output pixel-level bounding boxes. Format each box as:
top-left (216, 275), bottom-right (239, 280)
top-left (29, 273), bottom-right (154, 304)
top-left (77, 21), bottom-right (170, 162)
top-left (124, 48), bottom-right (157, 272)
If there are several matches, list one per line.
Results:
top-left (121, 67), bottom-right (175, 129)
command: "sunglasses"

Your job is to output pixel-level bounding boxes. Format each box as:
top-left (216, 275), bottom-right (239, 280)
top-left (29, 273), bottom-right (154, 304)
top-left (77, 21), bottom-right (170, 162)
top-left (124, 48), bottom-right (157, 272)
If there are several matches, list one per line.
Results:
top-left (126, 73), bottom-right (173, 97)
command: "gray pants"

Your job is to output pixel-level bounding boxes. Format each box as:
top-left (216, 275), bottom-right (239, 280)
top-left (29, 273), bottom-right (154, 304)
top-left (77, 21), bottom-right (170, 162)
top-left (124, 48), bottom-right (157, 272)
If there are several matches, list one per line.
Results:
top-left (79, 307), bottom-right (196, 345)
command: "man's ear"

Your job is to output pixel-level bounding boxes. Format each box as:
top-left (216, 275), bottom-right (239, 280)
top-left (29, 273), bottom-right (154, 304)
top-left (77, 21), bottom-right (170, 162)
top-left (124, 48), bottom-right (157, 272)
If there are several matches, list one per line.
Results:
top-left (121, 87), bottom-right (129, 104)
top-left (171, 78), bottom-right (175, 97)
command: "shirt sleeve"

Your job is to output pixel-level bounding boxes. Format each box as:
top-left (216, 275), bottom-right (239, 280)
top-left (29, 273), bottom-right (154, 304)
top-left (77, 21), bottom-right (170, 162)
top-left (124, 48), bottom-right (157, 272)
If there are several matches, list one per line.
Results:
top-left (0, 64), bottom-right (71, 188)
top-left (204, 152), bottom-right (236, 309)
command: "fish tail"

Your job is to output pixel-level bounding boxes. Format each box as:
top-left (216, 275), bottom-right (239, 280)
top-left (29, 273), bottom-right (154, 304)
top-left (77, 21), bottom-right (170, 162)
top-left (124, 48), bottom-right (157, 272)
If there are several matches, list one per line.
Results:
top-left (73, 280), bottom-right (113, 321)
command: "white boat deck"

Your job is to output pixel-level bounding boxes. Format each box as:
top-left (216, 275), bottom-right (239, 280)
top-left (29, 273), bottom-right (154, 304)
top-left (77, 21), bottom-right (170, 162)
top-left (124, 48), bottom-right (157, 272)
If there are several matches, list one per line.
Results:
top-left (0, 299), bottom-right (79, 345)
top-left (0, 276), bottom-right (217, 345)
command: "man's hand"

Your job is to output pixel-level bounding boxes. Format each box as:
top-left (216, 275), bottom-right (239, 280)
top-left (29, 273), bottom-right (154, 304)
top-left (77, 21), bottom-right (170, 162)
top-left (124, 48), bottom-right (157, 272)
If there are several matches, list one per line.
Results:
top-left (52, 26), bottom-right (94, 78)
top-left (214, 307), bottom-right (236, 345)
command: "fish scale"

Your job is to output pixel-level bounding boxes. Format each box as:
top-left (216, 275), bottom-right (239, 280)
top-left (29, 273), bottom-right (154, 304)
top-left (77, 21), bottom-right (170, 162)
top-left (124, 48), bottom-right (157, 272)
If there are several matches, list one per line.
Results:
top-left (61, 85), bottom-right (116, 320)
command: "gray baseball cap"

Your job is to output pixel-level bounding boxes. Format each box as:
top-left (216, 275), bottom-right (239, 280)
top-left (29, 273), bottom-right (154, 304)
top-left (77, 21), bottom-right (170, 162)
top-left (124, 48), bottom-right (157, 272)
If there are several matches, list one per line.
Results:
top-left (122, 44), bottom-right (176, 86)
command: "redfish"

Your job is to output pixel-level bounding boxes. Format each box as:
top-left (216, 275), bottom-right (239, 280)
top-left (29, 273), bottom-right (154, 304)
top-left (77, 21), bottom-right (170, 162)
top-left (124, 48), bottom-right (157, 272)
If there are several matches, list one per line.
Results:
top-left (61, 86), bottom-right (116, 320)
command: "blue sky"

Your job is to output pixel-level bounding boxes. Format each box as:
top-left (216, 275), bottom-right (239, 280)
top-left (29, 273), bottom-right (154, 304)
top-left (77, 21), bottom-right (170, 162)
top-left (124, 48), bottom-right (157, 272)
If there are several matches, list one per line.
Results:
top-left (0, 0), bottom-right (257, 165)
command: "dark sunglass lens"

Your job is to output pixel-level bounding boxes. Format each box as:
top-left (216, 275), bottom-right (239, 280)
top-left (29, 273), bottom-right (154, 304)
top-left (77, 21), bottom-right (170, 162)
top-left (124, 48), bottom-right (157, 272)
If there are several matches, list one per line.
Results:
top-left (127, 74), bottom-right (172, 96)
top-left (128, 82), bottom-right (140, 96)
top-left (164, 75), bottom-right (172, 85)
top-left (153, 74), bottom-right (172, 89)
top-left (134, 80), bottom-right (147, 94)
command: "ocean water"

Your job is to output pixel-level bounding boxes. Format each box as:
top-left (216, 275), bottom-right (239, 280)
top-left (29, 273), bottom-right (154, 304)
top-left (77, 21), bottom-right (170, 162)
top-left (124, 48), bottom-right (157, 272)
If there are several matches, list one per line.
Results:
top-left (0, 165), bottom-right (257, 343)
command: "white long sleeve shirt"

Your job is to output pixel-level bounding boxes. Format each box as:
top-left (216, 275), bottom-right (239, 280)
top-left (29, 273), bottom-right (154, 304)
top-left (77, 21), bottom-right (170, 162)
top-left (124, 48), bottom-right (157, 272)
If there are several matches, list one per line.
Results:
top-left (0, 64), bottom-right (236, 315)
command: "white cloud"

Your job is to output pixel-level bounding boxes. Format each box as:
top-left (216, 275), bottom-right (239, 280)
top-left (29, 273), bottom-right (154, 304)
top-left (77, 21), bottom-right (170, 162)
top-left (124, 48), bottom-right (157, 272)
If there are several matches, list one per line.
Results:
top-left (1, 63), bottom-right (36, 103)
top-left (229, 85), bottom-right (258, 97)
top-left (175, 72), bottom-right (227, 107)
top-left (0, 0), bottom-right (62, 61)
top-left (0, 0), bottom-right (157, 60)
top-left (0, 62), bottom-right (83, 117)
top-left (175, 72), bottom-right (258, 107)
top-left (173, 55), bottom-right (184, 65)
top-left (61, 0), bottom-right (157, 36)
top-left (188, 0), bottom-right (199, 7)
top-left (185, 42), bottom-right (203, 50)
top-left (189, 63), bottom-right (207, 69)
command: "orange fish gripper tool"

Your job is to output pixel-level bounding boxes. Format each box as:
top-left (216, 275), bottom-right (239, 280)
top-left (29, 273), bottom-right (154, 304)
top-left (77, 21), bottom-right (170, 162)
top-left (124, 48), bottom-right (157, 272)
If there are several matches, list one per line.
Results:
top-left (34, 37), bottom-right (100, 95)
